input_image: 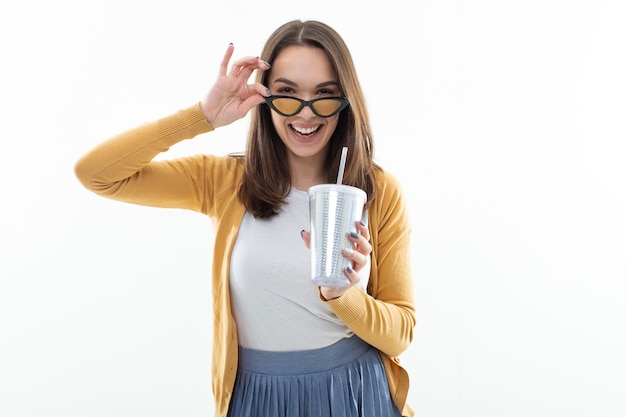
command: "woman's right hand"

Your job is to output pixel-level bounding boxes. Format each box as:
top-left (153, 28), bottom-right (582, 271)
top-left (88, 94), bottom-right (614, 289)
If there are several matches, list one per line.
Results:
top-left (200, 43), bottom-right (271, 128)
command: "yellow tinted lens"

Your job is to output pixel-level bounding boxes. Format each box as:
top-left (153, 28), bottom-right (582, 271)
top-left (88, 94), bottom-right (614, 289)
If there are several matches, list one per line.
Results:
top-left (272, 98), bottom-right (302, 115)
top-left (312, 99), bottom-right (342, 116)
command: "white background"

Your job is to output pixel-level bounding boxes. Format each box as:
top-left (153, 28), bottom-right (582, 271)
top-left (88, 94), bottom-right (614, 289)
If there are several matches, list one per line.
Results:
top-left (1, 1), bottom-right (625, 416)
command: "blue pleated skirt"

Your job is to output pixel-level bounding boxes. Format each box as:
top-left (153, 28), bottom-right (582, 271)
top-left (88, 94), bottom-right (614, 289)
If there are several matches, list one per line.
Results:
top-left (226, 336), bottom-right (402, 417)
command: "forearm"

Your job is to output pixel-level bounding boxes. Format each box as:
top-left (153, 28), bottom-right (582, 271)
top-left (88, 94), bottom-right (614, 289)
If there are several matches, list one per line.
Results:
top-left (327, 285), bottom-right (415, 357)
top-left (74, 103), bottom-right (212, 193)
top-left (330, 233), bottom-right (415, 357)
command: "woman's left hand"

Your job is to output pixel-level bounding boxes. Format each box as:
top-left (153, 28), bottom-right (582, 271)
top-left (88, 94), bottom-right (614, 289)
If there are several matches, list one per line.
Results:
top-left (301, 220), bottom-right (371, 300)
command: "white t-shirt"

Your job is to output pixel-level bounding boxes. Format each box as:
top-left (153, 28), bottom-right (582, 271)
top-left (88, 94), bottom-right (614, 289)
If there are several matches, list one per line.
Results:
top-left (230, 187), bottom-right (370, 351)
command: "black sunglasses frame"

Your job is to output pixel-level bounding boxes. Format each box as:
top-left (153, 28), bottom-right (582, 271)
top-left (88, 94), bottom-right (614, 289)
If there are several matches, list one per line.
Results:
top-left (264, 95), bottom-right (350, 118)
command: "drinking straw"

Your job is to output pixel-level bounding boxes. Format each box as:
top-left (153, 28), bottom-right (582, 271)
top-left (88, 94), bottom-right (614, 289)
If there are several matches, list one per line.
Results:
top-left (336, 146), bottom-right (348, 185)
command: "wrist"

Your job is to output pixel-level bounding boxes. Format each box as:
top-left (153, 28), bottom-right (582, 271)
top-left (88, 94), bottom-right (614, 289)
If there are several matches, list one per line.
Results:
top-left (319, 288), bottom-right (343, 301)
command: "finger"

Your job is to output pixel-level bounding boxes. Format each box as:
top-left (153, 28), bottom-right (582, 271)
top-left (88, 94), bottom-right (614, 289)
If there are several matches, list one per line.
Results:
top-left (218, 43), bottom-right (235, 76)
top-left (343, 265), bottom-right (361, 286)
top-left (356, 220), bottom-right (370, 241)
top-left (232, 84), bottom-right (271, 118)
top-left (240, 90), bottom-right (268, 110)
top-left (229, 56), bottom-right (267, 78)
top-left (300, 230), bottom-right (311, 249)
top-left (348, 230), bottom-right (372, 255)
top-left (342, 246), bottom-right (367, 272)
top-left (247, 82), bottom-right (272, 99)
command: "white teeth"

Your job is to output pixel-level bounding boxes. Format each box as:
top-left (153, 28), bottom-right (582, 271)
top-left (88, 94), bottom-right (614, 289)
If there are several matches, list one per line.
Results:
top-left (292, 125), bottom-right (320, 135)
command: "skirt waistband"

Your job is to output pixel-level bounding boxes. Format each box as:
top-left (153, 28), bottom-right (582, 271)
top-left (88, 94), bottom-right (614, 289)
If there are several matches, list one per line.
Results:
top-left (237, 336), bottom-right (372, 375)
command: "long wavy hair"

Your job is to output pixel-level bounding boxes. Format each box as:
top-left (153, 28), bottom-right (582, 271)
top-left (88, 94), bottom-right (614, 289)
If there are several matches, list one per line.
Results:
top-left (238, 20), bottom-right (378, 218)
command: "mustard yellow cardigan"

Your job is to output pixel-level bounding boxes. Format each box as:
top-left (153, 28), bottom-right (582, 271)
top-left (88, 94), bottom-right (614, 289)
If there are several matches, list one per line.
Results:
top-left (75, 103), bottom-right (416, 417)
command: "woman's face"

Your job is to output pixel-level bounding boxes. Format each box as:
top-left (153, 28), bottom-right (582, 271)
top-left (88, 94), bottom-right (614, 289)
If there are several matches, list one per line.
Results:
top-left (267, 45), bottom-right (342, 164)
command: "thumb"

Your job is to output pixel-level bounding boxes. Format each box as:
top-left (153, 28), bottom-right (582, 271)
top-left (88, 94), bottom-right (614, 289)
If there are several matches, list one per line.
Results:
top-left (300, 230), bottom-right (311, 249)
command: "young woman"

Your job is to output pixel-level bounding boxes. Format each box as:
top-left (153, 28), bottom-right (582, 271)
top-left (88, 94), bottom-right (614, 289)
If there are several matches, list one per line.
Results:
top-left (75, 19), bottom-right (415, 417)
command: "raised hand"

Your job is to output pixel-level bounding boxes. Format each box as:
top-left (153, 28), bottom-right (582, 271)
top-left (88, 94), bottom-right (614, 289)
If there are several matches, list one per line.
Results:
top-left (200, 43), bottom-right (271, 128)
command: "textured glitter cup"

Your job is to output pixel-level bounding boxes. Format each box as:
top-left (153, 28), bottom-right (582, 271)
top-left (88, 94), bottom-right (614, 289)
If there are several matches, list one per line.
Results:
top-left (308, 184), bottom-right (367, 288)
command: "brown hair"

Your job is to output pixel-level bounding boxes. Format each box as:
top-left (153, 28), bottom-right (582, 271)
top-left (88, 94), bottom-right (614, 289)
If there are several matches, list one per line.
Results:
top-left (238, 20), bottom-right (377, 218)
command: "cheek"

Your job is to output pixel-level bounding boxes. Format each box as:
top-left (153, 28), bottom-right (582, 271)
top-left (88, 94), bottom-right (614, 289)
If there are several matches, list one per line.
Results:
top-left (271, 113), bottom-right (286, 133)
top-left (327, 117), bottom-right (339, 135)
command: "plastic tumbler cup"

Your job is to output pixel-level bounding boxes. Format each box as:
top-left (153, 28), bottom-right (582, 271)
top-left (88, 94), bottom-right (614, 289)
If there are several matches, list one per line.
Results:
top-left (308, 184), bottom-right (367, 287)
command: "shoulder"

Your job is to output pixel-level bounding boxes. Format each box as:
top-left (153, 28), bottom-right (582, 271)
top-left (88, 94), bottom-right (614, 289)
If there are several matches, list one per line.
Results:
top-left (372, 166), bottom-right (406, 203)
top-left (190, 154), bottom-right (245, 217)
top-left (197, 153), bottom-right (244, 175)
top-left (177, 153), bottom-right (244, 196)
top-left (369, 166), bottom-right (410, 228)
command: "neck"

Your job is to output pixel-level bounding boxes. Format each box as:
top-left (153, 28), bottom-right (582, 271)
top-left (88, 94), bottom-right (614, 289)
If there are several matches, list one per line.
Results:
top-left (289, 156), bottom-right (327, 191)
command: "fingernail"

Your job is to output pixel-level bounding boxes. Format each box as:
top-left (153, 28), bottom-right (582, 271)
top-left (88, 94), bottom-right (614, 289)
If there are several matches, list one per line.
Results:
top-left (359, 220), bottom-right (366, 227)
top-left (262, 61), bottom-right (271, 67)
top-left (265, 88), bottom-right (271, 95)
top-left (349, 232), bottom-right (359, 239)
top-left (300, 229), bottom-right (305, 238)
top-left (346, 266), bottom-right (354, 273)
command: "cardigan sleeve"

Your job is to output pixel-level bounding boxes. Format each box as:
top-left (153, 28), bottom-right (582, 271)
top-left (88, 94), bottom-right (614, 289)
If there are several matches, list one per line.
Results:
top-left (325, 169), bottom-right (416, 358)
top-left (74, 103), bottom-right (217, 212)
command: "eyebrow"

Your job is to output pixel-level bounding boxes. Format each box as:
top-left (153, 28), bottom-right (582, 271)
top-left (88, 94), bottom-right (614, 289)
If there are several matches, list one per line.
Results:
top-left (272, 77), bottom-right (339, 89)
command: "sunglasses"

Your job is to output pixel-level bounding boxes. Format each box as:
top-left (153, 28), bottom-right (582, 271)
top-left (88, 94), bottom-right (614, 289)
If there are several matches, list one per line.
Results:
top-left (265, 95), bottom-right (350, 118)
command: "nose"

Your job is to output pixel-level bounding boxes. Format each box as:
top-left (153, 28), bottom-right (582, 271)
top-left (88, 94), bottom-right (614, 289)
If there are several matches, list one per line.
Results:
top-left (298, 102), bottom-right (317, 118)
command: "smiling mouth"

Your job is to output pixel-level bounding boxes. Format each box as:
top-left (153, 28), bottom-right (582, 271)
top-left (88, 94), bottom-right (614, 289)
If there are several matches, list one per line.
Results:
top-left (290, 124), bottom-right (321, 136)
